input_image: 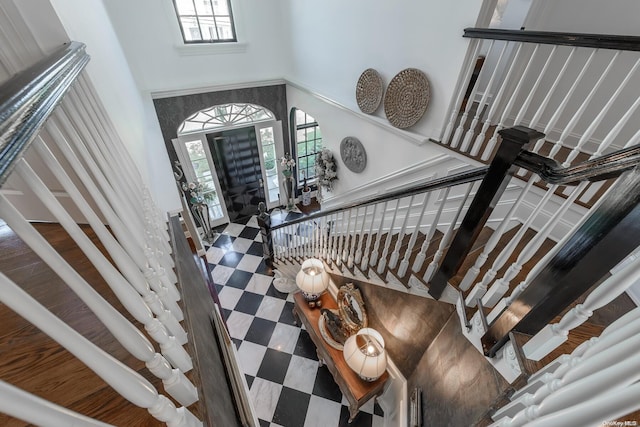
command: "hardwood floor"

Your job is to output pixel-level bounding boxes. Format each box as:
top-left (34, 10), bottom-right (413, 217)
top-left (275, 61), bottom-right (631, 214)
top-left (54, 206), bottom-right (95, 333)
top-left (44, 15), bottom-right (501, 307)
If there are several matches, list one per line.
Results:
top-left (0, 222), bottom-right (187, 426)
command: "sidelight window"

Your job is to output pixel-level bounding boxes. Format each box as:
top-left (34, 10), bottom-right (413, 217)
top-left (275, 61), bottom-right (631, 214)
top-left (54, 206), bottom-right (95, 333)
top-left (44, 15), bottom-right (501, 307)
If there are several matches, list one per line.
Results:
top-left (292, 108), bottom-right (323, 185)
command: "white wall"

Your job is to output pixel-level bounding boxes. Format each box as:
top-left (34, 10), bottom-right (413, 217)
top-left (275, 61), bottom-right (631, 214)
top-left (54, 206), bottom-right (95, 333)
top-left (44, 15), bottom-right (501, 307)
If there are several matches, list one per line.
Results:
top-left (48, 0), bottom-right (180, 212)
top-left (286, 85), bottom-right (472, 206)
top-left (101, 0), bottom-right (291, 93)
top-left (283, 0), bottom-right (485, 140)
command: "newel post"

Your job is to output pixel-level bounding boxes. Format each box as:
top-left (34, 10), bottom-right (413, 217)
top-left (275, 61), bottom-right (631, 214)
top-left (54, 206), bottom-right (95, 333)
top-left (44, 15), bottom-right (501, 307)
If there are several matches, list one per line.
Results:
top-left (257, 202), bottom-right (273, 268)
top-left (428, 126), bottom-right (544, 300)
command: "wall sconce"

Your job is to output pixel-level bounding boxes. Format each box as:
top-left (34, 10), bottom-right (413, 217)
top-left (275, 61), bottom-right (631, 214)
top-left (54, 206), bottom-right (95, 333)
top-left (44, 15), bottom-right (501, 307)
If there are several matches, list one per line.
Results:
top-left (296, 258), bottom-right (330, 306)
top-left (343, 328), bottom-right (387, 381)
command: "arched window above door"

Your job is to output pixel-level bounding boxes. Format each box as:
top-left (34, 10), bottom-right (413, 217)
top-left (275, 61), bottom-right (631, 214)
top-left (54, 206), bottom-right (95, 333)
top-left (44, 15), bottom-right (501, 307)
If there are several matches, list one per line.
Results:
top-left (178, 103), bottom-right (276, 135)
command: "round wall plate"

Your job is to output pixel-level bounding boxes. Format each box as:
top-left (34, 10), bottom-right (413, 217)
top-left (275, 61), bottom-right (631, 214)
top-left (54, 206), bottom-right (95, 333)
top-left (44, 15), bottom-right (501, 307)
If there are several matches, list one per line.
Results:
top-left (340, 137), bottom-right (367, 173)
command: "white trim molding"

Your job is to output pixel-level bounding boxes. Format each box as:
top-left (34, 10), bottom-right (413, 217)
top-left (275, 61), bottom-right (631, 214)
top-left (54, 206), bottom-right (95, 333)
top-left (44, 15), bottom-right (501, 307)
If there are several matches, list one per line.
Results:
top-left (378, 354), bottom-right (407, 427)
top-left (285, 79), bottom-right (432, 147)
top-left (150, 79), bottom-right (286, 100)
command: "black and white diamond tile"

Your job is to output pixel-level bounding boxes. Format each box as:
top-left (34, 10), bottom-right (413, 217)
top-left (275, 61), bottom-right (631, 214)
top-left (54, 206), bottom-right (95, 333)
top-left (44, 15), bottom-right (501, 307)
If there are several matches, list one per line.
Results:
top-left (207, 216), bottom-right (384, 427)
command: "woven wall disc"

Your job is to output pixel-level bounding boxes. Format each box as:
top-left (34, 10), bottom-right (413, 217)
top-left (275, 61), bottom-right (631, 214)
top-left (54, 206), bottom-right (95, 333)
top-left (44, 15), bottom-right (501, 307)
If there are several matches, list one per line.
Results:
top-left (384, 68), bottom-right (430, 129)
top-left (355, 68), bottom-right (384, 114)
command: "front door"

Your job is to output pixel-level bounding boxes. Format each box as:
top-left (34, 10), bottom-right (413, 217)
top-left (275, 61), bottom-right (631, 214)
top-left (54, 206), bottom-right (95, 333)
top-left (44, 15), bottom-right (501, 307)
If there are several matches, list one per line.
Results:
top-left (208, 127), bottom-right (265, 223)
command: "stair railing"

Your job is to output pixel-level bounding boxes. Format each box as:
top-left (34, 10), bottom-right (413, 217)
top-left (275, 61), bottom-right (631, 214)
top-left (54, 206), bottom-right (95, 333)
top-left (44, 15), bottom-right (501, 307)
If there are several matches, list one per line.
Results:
top-left (266, 122), bottom-right (640, 359)
top-left (265, 168), bottom-right (486, 298)
top-left (262, 126), bottom-right (547, 302)
top-left (441, 28), bottom-right (640, 307)
top-left (488, 307), bottom-right (640, 426)
top-left (0, 41), bottom-right (205, 425)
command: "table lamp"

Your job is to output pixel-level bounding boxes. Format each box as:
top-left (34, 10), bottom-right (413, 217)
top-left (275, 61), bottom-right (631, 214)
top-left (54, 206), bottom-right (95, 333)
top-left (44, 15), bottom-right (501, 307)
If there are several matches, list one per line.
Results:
top-left (343, 328), bottom-right (387, 382)
top-left (296, 258), bottom-right (330, 305)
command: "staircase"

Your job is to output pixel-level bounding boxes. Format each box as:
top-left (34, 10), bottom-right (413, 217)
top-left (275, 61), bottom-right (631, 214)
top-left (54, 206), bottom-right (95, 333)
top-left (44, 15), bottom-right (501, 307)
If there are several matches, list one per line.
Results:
top-left (264, 116), bottom-right (640, 425)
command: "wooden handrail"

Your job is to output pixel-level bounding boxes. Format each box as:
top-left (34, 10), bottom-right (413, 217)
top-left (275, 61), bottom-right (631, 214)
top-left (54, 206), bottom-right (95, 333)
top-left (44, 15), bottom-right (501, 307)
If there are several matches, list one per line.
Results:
top-left (271, 166), bottom-right (488, 231)
top-left (0, 41), bottom-right (89, 186)
top-left (514, 144), bottom-right (640, 185)
top-left (463, 28), bottom-right (640, 51)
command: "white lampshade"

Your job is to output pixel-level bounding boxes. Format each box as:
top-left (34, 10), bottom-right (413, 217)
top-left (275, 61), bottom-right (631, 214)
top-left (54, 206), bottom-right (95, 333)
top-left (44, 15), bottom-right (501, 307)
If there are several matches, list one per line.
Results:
top-left (296, 258), bottom-right (330, 301)
top-left (343, 328), bottom-right (387, 382)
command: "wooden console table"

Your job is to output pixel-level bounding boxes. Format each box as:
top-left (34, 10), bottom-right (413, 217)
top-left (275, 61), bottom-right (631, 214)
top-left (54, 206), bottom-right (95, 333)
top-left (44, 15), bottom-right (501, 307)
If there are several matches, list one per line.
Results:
top-left (292, 291), bottom-right (388, 422)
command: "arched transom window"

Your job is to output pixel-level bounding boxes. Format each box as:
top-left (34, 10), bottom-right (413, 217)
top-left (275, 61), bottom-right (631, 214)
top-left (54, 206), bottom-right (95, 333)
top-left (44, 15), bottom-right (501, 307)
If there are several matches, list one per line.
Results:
top-left (178, 103), bottom-right (275, 135)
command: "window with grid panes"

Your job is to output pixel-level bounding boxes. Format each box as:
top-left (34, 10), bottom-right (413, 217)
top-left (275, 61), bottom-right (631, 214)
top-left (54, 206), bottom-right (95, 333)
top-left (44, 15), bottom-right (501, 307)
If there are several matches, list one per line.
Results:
top-left (293, 109), bottom-right (323, 186)
top-left (172, 0), bottom-right (236, 43)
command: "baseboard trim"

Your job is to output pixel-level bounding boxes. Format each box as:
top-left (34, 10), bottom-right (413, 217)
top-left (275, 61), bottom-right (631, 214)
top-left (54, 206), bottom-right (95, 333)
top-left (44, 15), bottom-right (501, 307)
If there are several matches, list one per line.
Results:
top-left (378, 356), bottom-right (408, 427)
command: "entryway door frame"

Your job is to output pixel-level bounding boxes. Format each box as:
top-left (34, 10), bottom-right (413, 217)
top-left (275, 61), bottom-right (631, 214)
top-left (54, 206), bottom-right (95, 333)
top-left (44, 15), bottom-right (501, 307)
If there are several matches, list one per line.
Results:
top-left (174, 118), bottom-right (286, 227)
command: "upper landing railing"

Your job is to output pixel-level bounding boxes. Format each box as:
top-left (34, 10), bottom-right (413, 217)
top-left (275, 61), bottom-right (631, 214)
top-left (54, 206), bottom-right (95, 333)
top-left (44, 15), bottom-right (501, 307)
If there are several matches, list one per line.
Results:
top-left (0, 42), bottom-right (217, 426)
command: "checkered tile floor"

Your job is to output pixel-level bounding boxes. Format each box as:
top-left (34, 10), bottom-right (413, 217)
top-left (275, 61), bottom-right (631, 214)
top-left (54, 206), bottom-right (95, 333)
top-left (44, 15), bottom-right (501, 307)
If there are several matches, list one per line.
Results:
top-left (206, 215), bottom-right (384, 427)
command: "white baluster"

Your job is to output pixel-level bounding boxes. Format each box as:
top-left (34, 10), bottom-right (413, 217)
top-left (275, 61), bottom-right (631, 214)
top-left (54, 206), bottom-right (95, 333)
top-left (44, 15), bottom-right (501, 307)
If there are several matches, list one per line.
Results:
top-left (15, 155), bottom-right (185, 334)
top-left (509, 45), bottom-right (560, 141)
top-left (0, 380), bottom-right (113, 427)
top-left (521, 381), bottom-right (640, 427)
top-left (505, 351), bottom-right (640, 427)
top-left (484, 71), bottom-right (640, 308)
top-left (320, 216), bottom-right (328, 258)
top-left (471, 44), bottom-right (524, 156)
top-left (468, 180), bottom-right (557, 307)
top-left (480, 182), bottom-right (585, 307)
top-left (377, 199), bottom-right (401, 274)
top-left (0, 274), bottom-right (201, 427)
top-left (497, 329), bottom-right (640, 420)
top-left (424, 183), bottom-right (474, 282)
top-left (305, 220), bottom-right (312, 258)
top-left (523, 254), bottom-right (640, 361)
top-left (562, 55), bottom-right (640, 168)
top-left (389, 195), bottom-right (415, 270)
top-left (343, 208), bottom-right (353, 264)
top-left (314, 218), bottom-right (321, 258)
top-left (482, 44), bottom-right (541, 161)
top-left (348, 207), bottom-right (360, 268)
top-left (459, 178), bottom-right (534, 291)
top-left (442, 39), bottom-right (482, 145)
top-left (530, 50), bottom-right (599, 157)
top-left (369, 201), bottom-right (389, 267)
top-left (66, 93), bottom-right (174, 272)
top-left (33, 139), bottom-right (187, 342)
top-left (531, 47), bottom-right (577, 129)
top-left (360, 203), bottom-right (378, 270)
top-left (54, 108), bottom-right (174, 286)
top-left (460, 42), bottom-right (509, 153)
top-left (354, 205), bottom-right (368, 265)
top-left (0, 193), bottom-right (193, 374)
top-left (581, 307), bottom-right (640, 359)
top-left (413, 187), bottom-right (450, 273)
top-left (67, 89), bottom-right (146, 238)
top-left (328, 213), bottom-right (337, 262)
top-left (78, 99), bottom-right (169, 260)
top-left (451, 40), bottom-right (496, 149)
top-left (547, 51), bottom-right (621, 161)
top-left (335, 211), bottom-right (347, 266)
top-left (84, 77), bottom-right (171, 249)
top-left (399, 192), bottom-right (431, 278)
